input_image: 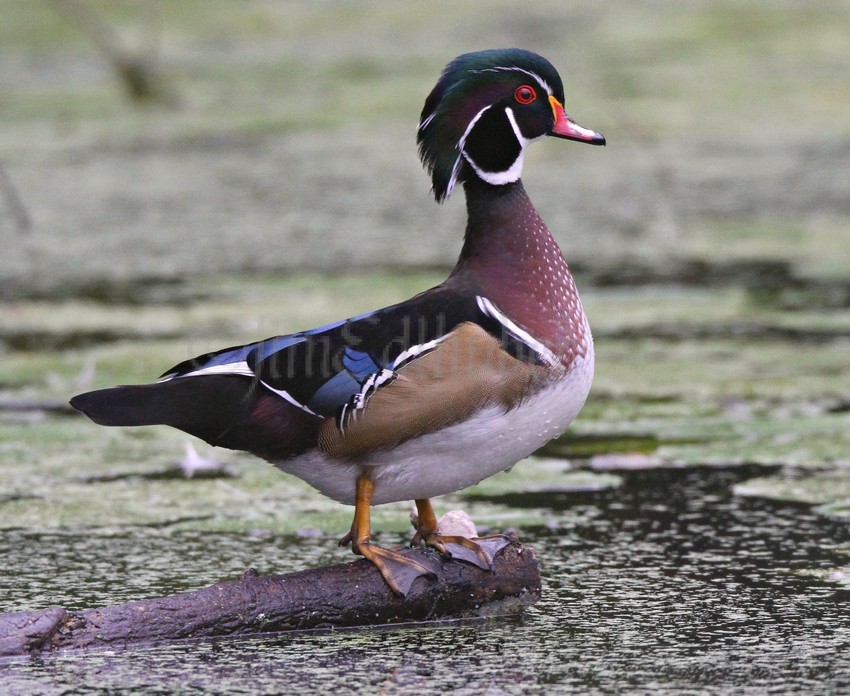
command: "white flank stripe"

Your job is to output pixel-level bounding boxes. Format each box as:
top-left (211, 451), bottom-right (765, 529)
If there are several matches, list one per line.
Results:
top-left (353, 368), bottom-right (395, 410)
top-left (392, 335), bottom-right (449, 369)
top-left (476, 296), bottom-right (559, 366)
top-left (354, 373), bottom-right (379, 408)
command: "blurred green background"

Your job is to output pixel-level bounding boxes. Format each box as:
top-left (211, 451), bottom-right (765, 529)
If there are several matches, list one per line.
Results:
top-left (2, 0), bottom-right (848, 290)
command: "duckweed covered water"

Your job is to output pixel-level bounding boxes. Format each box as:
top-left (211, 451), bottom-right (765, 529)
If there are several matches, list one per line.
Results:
top-left (3, 463), bottom-right (849, 694)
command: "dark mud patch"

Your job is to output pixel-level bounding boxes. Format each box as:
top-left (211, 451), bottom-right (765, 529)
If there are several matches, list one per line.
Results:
top-left (598, 321), bottom-right (850, 344)
top-left (578, 257), bottom-right (796, 289)
top-left (0, 494), bottom-right (42, 505)
top-left (1, 276), bottom-right (214, 306)
top-left (578, 257), bottom-right (850, 311)
top-left (469, 462), bottom-right (781, 510)
top-left (0, 327), bottom-right (183, 352)
top-left (0, 399), bottom-right (76, 416)
top-left (77, 466), bottom-right (237, 484)
top-left (537, 432), bottom-right (666, 459)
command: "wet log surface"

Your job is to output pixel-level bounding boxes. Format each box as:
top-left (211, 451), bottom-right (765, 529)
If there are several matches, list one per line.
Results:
top-left (0, 539), bottom-right (540, 657)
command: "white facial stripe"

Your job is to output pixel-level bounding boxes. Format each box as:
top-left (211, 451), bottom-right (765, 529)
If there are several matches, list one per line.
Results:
top-left (504, 106), bottom-right (530, 147)
top-left (508, 106), bottom-right (547, 147)
top-left (476, 296), bottom-right (559, 367)
top-left (445, 103), bottom-right (492, 197)
top-left (455, 104), bottom-right (491, 154)
top-left (471, 66), bottom-right (553, 97)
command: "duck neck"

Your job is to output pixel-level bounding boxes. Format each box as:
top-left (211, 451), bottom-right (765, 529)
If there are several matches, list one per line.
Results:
top-left (450, 177), bottom-right (590, 366)
top-left (456, 178), bottom-right (536, 270)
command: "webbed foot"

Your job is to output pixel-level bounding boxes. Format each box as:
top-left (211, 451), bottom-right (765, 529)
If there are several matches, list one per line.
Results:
top-left (352, 541), bottom-right (438, 597)
top-left (411, 498), bottom-right (511, 569)
top-left (415, 532), bottom-right (511, 570)
top-left (342, 476), bottom-right (438, 596)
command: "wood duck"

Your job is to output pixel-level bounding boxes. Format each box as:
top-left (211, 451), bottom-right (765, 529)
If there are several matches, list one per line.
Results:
top-left (71, 48), bottom-right (605, 596)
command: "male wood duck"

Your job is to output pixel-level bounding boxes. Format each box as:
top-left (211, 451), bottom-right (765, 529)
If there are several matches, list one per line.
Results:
top-left (71, 48), bottom-right (605, 596)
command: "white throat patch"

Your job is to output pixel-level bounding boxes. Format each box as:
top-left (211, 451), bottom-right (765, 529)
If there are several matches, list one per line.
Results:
top-left (461, 106), bottom-right (532, 187)
top-left (462, 149), bottom-right (525, 187)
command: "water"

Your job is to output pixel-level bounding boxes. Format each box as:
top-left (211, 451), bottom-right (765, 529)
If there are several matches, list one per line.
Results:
top-left (2, 464), bottom-right (849, 694)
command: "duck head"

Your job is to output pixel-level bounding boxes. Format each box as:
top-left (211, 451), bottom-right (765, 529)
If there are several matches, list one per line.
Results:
top-left (417, 48), bottom-right (605, 202)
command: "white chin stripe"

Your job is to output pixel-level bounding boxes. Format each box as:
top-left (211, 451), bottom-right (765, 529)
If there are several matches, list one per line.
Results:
top-left (476, 296), bottom-right (559, 367)
top-left (462, 150), bottom-right (525, 187)
top-left (460, 106), bottom-right (529, 187)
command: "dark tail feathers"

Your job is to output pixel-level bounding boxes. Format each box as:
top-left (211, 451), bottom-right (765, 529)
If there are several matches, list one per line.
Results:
top-left (70, 375), bottom-right (320, 460)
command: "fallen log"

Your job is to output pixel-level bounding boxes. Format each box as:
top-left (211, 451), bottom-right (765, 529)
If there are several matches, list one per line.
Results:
top-left (0, 537), bottom-right (540, 657)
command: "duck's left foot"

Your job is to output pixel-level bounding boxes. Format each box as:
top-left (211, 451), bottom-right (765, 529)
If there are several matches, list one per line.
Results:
top-left (414, 532), bottom-right (512, 570)
top-left (340, 524), bottom-right (440, 596)
top-left (339, 476), bottom-right (443, 596)
top-left (359, 541), bottom-right (439, 597)
top-left (411, 498), bottom-right (511, 570)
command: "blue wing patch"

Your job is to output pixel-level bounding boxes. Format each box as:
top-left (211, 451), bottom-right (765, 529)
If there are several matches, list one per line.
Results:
top-left (307, 371), bottom-right (361, 417)
top-left (341, 347), bottom-right (381, 380)
top-left (307, 347), bottom-right (383, 416)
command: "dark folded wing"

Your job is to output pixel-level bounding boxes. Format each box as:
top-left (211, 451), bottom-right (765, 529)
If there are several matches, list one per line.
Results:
top-left (159, 288), bottom-right (557, 425)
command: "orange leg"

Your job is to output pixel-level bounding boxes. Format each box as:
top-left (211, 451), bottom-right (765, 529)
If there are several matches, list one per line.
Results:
top-left (339, 475), bottom-right (436, 596)
top-left (411, 498), bottom-right (510, 570)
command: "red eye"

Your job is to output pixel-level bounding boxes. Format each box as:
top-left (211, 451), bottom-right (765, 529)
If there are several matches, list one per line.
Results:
top-left (514, 85), bottom-right (537, 104)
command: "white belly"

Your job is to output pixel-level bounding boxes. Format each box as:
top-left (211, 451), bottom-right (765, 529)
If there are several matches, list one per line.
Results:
top-left (277, 346), bottom-right (594, 506)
